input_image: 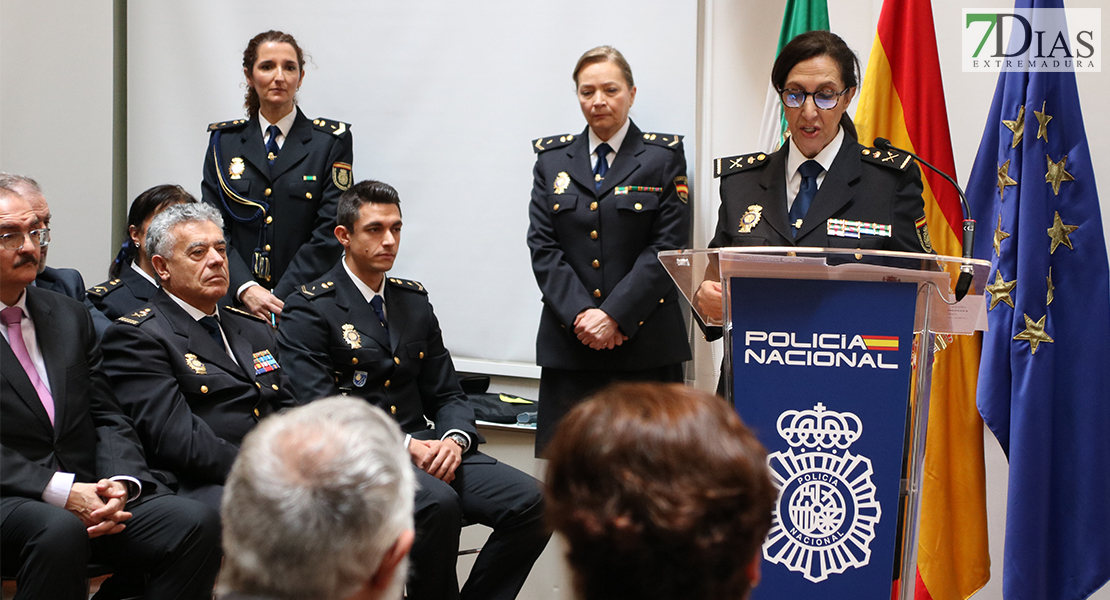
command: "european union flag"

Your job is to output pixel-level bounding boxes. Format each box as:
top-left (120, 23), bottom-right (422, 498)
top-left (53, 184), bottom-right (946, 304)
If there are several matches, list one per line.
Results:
top-left (967, 0), bottom-right (1110, 598)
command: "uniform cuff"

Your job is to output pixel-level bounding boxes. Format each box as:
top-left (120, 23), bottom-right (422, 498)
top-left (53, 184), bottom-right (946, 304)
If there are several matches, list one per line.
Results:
top-left (237, 280), bottom-right (261, 300)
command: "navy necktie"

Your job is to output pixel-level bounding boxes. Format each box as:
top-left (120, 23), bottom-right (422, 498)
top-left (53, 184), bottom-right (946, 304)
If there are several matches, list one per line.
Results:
top-left (199, 316), bottom-right (224, 348)
top-left (593, 143), bottom-right (613, 190)
top-left (789, 160), bottom-right (824, 237)
top-left (370, 295), bottom-right (390, 339)
top-left (265, 125), bottom-right (281, 167)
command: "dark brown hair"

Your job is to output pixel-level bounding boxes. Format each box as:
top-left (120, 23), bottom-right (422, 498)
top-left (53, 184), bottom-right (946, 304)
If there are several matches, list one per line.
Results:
top-left (545, 383), bottom-right (776, 600)
top-left (242, 30), bottom-right (306, 118)
top-left (337, 180), bottom-right (401, 230)
top-left (771, 30), bottom-right (860, 139)
top-left (572, 45), bottom-right (634, 88)
top-left (110, 184), bottom-right (195, 278)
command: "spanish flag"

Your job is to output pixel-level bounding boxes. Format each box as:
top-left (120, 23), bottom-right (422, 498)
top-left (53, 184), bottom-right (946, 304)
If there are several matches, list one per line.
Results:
top-left (855, 1), bottom-right (991, 599)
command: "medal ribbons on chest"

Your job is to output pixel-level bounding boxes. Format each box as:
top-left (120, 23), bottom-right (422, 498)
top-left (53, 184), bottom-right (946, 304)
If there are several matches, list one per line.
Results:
top-left (826, 218), bottom-right (892, 239)
top-left (252, 349), bottom-right (280, 375)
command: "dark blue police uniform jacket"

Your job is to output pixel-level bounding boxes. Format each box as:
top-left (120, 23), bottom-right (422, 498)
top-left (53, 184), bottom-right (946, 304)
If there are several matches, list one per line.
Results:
top-left (201, 108), bottom-right (353, 298)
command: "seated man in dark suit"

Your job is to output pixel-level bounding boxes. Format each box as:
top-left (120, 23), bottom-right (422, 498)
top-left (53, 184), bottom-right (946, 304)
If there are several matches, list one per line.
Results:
top-left (0, 186), bottom-right (221, 600)
top-left (101, 203), bottom-right (298, 511)
top-left (278, 180), bottom-right (549, 600)
top-left (0, 172), bottom-right (113, 338)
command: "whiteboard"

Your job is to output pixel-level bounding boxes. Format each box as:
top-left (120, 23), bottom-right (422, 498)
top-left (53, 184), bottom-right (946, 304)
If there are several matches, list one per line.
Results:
top-left (127, 0), bottom-right (697, 368)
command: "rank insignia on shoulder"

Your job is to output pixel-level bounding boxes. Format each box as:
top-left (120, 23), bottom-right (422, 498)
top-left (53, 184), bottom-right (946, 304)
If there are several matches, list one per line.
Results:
top-left (738, 205), bottom-right (764, 233)
top-left (861, 147), bottom-right (914, 170)
top-left (207, 119), bottom-right (247, 132)
top-left (184, 353), bottom-right (207, 375)
top-left (674, 176), bottom-right (689, 203)
top-left (87, 279), bottom-right (123, 298)
top-left (312, 118), bottom-right (350, 137)
top-left (388, 277), bottom-right (426, 293)
top-left (641, 132), bottom-right (683, 148)
top-left (533, 134), bottom-right (575, 153)
top-left (715, 152), bottom-right (768, 178)
top-left (915, 215), bottom-right (934, 253)
top-left (252, 349), bottom-right (280, 375)
top-left (223, 305), bottom-right (269, 323)
top-left (117, 307), bottom-right (154, 325)
top-left (332, 162), bottom-right (352, 191)
top-left (300, 281), bottom-right (337, 297)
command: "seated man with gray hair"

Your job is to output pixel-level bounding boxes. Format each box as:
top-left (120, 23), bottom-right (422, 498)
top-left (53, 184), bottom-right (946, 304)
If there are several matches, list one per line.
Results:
top-left (218, 397), bottom-right (415, 600)
top-left (101, 202), bottom-right (298, 511)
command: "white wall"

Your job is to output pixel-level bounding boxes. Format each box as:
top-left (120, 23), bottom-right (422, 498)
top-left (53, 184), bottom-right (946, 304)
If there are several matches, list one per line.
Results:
top-left (0, 0), bottom-right (116, 284)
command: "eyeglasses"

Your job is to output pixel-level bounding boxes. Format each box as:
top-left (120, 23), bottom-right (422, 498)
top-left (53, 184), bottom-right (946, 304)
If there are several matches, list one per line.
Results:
top-left (0, 228), bottom-right (50, 251)
top-left (778, 88), bottom-right (850, 110)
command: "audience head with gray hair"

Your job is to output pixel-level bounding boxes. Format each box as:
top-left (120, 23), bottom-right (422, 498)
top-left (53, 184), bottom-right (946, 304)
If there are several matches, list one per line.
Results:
top-left (0, 173), bottom-right (50, 273)
top-left (219, 397), bottom-right (416, 600)
top-left (145, 202), bottom-right (229, 314)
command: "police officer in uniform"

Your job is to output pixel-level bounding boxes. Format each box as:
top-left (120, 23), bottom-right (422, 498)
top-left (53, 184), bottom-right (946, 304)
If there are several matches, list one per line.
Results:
top-left (527, 46), bottom-right (692, 454)
top-left (201, 30), bottom-right (353, 321)
top-left (277, 181), bottom-right (549, 600)
top-left (88, 184), bottom-right (196, 321)
top-left (695, 31), bottom-right (931, 326)
top-left (101, 203), bottom-right (297, 511)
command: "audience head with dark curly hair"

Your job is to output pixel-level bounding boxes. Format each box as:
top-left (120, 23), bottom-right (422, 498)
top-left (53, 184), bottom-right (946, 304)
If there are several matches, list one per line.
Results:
top-left (544, 383), bottom-right (776, 600)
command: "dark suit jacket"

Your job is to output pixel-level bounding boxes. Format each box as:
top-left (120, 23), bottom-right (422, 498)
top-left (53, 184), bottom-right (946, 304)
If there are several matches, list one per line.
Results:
top-left (277, 263), bottom-right (477, 441)
top-left (710, 136), bottom-right (928, 252)
top-left (35, 265), bottom-right (113, 339)
top-left (87, 263), bottom-right (159, 322)
top-left (1, 287), bottom-right (158, 520)
top-left (201, 108), bottom-right (352, 298)
top-left (100, 290), bottom-right (297, 488)
top-left (527, 121), bottom-right (692, 371)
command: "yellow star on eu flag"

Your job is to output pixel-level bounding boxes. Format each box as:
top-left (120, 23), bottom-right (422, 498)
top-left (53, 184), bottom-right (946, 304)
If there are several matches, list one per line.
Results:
top-left (994, 213), bottom-right (1011, 257)
top-left (1047, 211), bottom-right (1078, 254)
top-left (1047, 267), bottom-right (1055, 306)
top-left (1003, 105), bottom-right (1025, 149)
top-left (1046, 154), bottom-right (1075, 196)
top-left (985, 270), bottom-right (1017, 310)
top-left (1034, 100), bottom-right (1053, 143)
top-left (998, 159), bottom-right (1018, 201)
top-left (1013, 313), bottom-right (1053, 355)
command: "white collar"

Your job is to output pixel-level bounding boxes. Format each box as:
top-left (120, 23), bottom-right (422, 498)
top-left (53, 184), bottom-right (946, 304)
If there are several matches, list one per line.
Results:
top-left (164, 290), bottom-right (217, 321)
top-left (589, 118), bottom-right (631, 156)
top-left (786, 126), bottom-right (845, 178)
top-left (130, 260), bottom-right (159, 287)
top-left (258, 108), bottom-right (297, 140)
top-left (342, 259), bottom-right (385, 305)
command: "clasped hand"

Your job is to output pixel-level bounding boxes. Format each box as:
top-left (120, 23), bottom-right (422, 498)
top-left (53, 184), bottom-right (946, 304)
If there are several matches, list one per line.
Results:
top-left (574, 308), bottom-right (628, 350)
top-left (65, 479), bottom-right (132, 538)
top-left (409, 438), bottom-right (462, 484)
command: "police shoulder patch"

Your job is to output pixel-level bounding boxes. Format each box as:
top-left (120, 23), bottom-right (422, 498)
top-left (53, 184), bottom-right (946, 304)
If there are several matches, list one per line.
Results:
top-left (640, 132), bottom-right (683, 149)
top-left (312, 118), bottom-right (351, 137)
top-left (222, 305), bottom-right (269, 323)
top-left (387, 277), bottom-right (428, 294)
top-left (299, 280), bottom-right (339, 299)
top-left (86, 278), bottom-right (124, 298)
top-left (714, 152), bottom-right (770, 178)
top-left (116, 307), bottom-right (155, 326)
top-left (206, 119), bottom-right (248, 132)
top-left (532, 134), bottom-right (576, 154)
top-left (860, 146), bottom-right (915, 171)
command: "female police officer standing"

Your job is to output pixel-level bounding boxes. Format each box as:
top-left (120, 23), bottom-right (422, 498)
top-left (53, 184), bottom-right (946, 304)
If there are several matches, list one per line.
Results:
top-left (527, 46), bottom-right (692, 453)
top-left (202, 30), bottom-right (353, 320)
top-left (695, 31), bottom-right (930, 322)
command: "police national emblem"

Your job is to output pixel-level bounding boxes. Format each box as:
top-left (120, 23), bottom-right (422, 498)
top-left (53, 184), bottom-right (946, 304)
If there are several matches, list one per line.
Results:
top-left (762, 403), bottom-right (881, 582)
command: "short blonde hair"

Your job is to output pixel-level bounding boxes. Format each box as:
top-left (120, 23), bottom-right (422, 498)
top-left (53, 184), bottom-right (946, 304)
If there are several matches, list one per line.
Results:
top-left (572, 46), bottom-right (634, 88)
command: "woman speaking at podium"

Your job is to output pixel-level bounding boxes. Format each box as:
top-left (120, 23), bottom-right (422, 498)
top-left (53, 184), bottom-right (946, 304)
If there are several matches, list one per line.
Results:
top-left (696, 31), bottom-right (930, 323)
top-left (202, 30), bottom-right (353, 320)
top-left (528, 46), bottom-right (692, 454)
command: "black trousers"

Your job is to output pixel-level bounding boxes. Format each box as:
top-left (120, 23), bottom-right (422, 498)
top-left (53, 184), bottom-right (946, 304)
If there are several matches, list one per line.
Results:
top-left (407, 451), bottom-right (549, 600)
top-left (0, 494), bottom-right (221, 600)
top-left (535, 363), bottom-right (685, 455)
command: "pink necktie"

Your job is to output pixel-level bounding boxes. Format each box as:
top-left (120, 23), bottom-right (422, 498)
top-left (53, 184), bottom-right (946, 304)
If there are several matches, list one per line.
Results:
top-left (1, 306), bottom-right (55, 425)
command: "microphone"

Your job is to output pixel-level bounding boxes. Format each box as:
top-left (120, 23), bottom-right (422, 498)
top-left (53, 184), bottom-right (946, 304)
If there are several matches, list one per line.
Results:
top-left (874, 137), bottom-right (976, 301)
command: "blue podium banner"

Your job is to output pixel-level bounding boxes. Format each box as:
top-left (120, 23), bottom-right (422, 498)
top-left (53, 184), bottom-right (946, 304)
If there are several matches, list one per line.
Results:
top-left (731, 277), bottom-right (917, 599)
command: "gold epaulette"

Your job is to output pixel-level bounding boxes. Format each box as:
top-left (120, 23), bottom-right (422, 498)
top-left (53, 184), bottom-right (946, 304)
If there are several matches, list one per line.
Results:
top-left (639, 131), bottom-right (683, 149)
top-left (222, 305), bottom-right (269, 323)
top-left (860, 146), bottom-right (915, 171)
top-left (86, 278), bottom-right (123, 298)
top-left (532, 133), bottom-right (577, 154)
top-left (207, 119), bottom-right (248, 132)
top-left (714, 152), bottom-right (770, 178)
top-left (387, 277), bottom-right (427, 294)
top-left (116, 307), bottom-right (154, 326)
top-left (311, 118), bottom-right (351, 137)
